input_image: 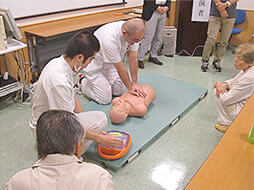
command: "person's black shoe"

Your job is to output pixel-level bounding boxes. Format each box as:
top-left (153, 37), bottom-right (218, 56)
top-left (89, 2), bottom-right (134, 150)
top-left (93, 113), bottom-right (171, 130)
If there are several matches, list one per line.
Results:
top-left (148, 57), bottom-right (163, 65)
top-left (201, 61), bottom-right (209, 72)
top-left (138, 60), bottom-right (144, 69)
top-left (212, 61), bottom-right (222, 72)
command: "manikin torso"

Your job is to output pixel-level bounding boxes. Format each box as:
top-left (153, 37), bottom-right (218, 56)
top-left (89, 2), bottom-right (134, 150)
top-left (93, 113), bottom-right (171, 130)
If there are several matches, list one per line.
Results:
top-left (109, 84), bottom-right (156, 124)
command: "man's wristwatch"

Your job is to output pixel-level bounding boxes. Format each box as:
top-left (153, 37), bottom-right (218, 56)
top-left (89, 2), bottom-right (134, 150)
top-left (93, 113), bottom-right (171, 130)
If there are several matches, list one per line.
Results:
top-left (226, 1), bottom-right (231, 7)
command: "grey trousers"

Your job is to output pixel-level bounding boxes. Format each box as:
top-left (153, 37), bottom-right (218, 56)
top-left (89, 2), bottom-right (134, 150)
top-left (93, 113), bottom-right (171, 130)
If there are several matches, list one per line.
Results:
top-left (202, 16), bottom-right (235, 63)
top-left (138, 11), bottom-right (166, 60)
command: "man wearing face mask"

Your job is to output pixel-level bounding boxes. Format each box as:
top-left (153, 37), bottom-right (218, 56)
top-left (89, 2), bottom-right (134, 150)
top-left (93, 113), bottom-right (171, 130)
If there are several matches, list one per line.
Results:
top-left (30, 31), bottom-right (123, 153)
top-left (77, 18), bottom-right (147, 105)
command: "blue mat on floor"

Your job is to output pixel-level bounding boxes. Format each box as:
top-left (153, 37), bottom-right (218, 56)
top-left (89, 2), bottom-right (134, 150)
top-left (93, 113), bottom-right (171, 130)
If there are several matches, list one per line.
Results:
top-left (83, 73), bottom-right (207, 171)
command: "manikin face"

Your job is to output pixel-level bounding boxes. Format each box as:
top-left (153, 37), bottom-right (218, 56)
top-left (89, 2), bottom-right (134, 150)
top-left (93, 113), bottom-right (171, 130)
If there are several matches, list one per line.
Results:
top-left (109, 98), bottom-right (128, 124)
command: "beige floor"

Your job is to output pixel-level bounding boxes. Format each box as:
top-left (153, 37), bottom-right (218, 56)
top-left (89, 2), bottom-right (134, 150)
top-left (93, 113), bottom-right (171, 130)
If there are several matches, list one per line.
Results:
top-left (0, 50), bottom-right (238, 190)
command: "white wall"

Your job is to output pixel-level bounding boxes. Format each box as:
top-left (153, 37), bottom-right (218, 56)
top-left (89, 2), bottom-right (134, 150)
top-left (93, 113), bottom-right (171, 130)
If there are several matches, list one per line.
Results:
top-left (127, 0), bottom-right (143, 6)
top-left (237, 0), bottom-right (254, 11)
top-left (16, 0), bottom-right (143, 26)
top-left (0, 0), bottom-right (126, 19)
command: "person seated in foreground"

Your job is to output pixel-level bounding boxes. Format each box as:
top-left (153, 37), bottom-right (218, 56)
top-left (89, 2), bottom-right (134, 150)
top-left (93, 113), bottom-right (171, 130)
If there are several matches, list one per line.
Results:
top-left (213, 43), bottom-right (254, 133)
top-left (109, 84), bottom-right (156, 124)
top-left (5, 110), bottom-right (114, 190)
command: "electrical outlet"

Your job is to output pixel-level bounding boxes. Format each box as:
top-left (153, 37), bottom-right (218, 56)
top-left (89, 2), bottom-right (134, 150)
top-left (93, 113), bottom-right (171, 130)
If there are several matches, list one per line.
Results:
top-left (3, 72), bottom-right (8, 80)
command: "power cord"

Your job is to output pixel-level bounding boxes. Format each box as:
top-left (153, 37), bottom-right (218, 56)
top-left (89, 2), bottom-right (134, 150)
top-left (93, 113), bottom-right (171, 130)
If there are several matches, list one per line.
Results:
top-left (175, 45), bottom-right (204, 57)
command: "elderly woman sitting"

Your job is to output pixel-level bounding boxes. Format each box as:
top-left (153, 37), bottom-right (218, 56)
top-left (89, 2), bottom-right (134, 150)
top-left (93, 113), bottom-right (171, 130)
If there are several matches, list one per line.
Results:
top-left (214, 43), bottom-right (254, 133)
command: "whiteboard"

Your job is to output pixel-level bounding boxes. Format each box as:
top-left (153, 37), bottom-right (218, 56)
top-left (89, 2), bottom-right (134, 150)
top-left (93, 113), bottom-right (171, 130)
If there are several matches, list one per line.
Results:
top-left (0, 0), bottom-right (125, 18)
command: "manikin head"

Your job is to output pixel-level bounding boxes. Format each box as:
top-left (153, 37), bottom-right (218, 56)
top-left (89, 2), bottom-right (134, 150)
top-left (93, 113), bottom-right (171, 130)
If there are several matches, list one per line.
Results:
top-left (109, 97), bottom-right (128, 124)
top-left (64, 31), bottom-right (100, 72)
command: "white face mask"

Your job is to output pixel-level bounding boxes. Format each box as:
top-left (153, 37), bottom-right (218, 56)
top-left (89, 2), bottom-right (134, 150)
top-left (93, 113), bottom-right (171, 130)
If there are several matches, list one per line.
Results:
top-left (73, 56), bottom-right (84, 72)
top-left (73, 64), bottom-right (81, 72)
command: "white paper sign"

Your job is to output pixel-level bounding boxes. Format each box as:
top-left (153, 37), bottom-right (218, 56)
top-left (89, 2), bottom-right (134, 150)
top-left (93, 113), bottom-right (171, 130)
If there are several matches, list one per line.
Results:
top-left (191, 0), bottom-right (212, 22)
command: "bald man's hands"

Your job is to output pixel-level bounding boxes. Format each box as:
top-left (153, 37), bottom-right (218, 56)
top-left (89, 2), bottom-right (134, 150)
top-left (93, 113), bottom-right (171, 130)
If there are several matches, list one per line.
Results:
top-left (129, 83), bottom-right (147, 98)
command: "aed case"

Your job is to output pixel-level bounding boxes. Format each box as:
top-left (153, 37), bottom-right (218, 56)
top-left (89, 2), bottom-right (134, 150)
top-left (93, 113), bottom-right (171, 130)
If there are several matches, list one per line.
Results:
top-left (98, 130), bottom-right (131, 160)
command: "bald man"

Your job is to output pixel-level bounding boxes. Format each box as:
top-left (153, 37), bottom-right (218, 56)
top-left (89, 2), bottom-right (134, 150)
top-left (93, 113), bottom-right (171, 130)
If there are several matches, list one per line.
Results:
top-left (77, 18), bottom-right (146, 104)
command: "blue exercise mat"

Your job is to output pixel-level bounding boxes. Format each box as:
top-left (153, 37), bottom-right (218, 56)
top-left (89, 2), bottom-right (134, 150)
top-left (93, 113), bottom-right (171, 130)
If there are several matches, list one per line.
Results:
top-left (83, 73), bottom-right (207, 171)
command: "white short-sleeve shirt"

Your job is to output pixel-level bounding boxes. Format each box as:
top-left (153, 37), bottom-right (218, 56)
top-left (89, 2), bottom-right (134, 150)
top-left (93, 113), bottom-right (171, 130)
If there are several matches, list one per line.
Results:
top-left (84, 21), bottom-right (139, 74)
top-left (156, 0), bottom-right (166, 5)
top-left (31, 56), bottom-right (75, 124)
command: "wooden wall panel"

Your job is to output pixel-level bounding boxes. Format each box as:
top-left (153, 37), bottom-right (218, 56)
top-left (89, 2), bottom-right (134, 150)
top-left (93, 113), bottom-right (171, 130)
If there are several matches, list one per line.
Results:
top-left (1, 4), bottom-right (252, 84)
top-left (166, 1), bottom-right (176, 26)
top-left (231, 10), bottom-right (254, 45)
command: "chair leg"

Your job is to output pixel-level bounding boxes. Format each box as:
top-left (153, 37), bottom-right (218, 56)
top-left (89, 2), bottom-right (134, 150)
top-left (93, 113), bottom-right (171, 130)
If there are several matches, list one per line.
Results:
top-left (228, 43), bottom-right (236, 54)
top-left (227, 35), bottom-right (236, 54)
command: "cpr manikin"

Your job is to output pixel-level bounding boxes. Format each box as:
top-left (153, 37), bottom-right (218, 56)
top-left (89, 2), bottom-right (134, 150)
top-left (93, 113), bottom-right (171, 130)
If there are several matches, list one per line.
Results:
top-left (109, 84), bottom-right (156, 124)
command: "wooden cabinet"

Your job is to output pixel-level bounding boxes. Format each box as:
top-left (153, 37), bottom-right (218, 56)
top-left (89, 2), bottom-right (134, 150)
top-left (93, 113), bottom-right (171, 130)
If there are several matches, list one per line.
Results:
top-left (175, 0), bottom-right (208, 56)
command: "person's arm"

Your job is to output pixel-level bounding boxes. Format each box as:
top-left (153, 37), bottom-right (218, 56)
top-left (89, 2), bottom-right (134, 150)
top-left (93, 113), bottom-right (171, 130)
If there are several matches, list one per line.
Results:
top-left (219, 77), bottom-right (253, 106)
top-left (223, 0), bottom-right (239, 7)
top-left (224, 71), bottom-right (242, 89)
top-left (85, 129), bottom-right (123, 147)
top-left (213, 0), bottom-right (221, 7)
top-left (215, 0), bottom-right (238, 18)
top-left (156, 6), bottom-right (167, 14)
top-left (127, 51), bottom-right (147, 98)
top-left (214, 0), bottom-right (228, 18)
top-left (216, 0), bottom-right (238, 11)
top-left (128, 50), bottom-right (138, 85)
top-left (94, 170), bottom-right (114, 190)
top-left (74, 96), bottom-right (84, 113)
top-left (162, 0), bottom-right (170, 13)
top-left (114, 61), bottom-right (132, 91)
top-left (214, 82), bottom-right (230, 96)
top-left (47, 85), bottom-right (75, 112)
top-left (213, 70), bottom-right (242, 96)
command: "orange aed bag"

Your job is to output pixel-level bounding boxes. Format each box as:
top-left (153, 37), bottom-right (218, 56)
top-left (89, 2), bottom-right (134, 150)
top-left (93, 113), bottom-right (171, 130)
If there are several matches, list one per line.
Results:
top-left (98, 130), bottom-right (131, 160)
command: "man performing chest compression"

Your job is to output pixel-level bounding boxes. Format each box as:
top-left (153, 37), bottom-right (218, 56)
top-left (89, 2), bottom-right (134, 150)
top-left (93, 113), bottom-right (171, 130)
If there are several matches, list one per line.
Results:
top-left (77, 18), bottom-right (147, 104)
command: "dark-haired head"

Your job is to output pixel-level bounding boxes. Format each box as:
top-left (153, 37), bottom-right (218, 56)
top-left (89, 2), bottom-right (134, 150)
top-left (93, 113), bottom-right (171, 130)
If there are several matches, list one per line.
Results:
top-left (64, 31), bottom-right (100, 60)
top-left (36, 110), bottom-right (84, 159)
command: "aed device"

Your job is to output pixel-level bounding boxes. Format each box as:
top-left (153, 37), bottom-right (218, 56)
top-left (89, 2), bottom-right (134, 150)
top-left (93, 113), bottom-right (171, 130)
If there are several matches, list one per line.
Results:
top-left (98, 130), bottom-right (131, 160)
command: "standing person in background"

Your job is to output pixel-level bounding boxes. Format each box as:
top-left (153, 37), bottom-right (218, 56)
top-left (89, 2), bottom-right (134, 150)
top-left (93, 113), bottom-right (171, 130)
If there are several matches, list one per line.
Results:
top-left (214, 43), bottom-right (254, 133)
top-left (138, 0), bottom-right (170, 69)
top-left (201, 0), bottom-right (238, 72)
top-left (5, 110), bottom-right (114, 190)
